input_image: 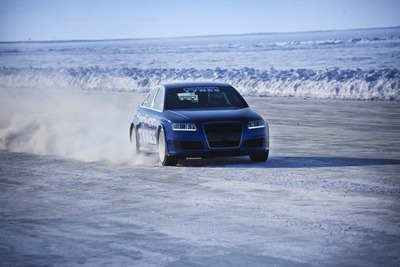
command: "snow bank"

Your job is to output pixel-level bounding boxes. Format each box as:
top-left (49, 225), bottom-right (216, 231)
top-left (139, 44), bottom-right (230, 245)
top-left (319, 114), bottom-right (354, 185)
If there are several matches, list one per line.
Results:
top-left (1, 66), bottom-right (399, 100)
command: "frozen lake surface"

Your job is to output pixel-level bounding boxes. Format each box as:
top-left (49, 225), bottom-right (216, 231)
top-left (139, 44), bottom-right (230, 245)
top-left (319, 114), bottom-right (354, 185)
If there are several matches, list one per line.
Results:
top-left (1, 27), bottom-right (399, 266)
top-left (1, 91), bottom-right (399, 266)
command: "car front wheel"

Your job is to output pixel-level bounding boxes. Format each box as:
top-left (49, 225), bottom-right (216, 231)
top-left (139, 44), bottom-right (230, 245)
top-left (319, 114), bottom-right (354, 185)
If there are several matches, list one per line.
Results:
top-left (158, 127), bottom-right (178, 166)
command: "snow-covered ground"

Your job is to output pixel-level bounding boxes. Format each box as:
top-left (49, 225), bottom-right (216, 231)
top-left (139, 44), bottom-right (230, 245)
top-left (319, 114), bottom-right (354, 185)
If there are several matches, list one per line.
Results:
top-left (1, 27), bottom-right (399, 266)
top-left (1, 27), bottom-right (400, 100)
top-left (1, 89), bottom-right (399, 266)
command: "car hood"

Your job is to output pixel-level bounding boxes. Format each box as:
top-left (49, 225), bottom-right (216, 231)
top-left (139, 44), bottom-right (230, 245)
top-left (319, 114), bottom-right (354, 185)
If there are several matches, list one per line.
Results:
top-left (164, 107), bottom-right (263, 123)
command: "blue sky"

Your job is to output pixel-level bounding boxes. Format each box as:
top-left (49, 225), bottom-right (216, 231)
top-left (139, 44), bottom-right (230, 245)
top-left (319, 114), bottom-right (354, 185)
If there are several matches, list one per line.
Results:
top-left (0, 0), bottom-right (399, 41)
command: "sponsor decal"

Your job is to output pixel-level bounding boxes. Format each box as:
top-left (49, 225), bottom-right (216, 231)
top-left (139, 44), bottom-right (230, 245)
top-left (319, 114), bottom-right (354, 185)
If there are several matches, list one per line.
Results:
top-left (138, 128), bottom-right (157, 144)
top-left (137, 115), bottom-right (157, 129)
top-left (137, 114), bottom-right (157, 144)
top-left (183, 87), bottom-right (220, 93)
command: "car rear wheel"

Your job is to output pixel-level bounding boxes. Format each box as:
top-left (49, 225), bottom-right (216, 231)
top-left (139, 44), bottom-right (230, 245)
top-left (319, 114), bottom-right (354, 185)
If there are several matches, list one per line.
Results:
top-left (158, 128), bottom-right (178, 166)
top-left (130, 125), bottom-right (140, 155)
top-left (250, 151), bottom-right (269, 162)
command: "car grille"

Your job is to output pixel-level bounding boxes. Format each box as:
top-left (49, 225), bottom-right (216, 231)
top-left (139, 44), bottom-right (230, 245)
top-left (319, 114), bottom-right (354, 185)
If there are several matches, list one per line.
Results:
top-left (203, 123), bottom-right (242, 148)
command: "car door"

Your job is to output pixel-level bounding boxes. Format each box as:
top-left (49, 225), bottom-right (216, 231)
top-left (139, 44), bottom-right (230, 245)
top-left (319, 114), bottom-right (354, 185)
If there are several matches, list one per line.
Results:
top-left (136, 87), bottom-right (160, 152)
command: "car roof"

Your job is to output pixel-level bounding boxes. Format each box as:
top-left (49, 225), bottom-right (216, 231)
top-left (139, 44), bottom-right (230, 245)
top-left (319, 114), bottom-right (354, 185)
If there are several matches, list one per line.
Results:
top-left (161, 82), bottom-right (233, 90)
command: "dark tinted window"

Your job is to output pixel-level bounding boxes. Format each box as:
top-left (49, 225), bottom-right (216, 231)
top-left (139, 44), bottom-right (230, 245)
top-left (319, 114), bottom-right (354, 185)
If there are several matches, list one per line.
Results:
top-left (165, 86), bottom-right (248, 110)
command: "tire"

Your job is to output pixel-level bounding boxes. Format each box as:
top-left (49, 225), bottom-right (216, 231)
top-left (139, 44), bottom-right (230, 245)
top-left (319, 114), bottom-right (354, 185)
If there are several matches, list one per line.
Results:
top-left (130, 125), bottom-right (140, 155)
top-left (250, 150), bottom-right (269, 162)
top-left (158, 127), bottom-right (178, 166)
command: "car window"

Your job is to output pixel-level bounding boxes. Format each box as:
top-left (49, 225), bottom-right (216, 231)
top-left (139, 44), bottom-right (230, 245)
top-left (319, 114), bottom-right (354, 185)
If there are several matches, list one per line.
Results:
top-left (165, 86), bottom-right (248, 110)
top-left (142, 87), bottom-right (159, 108)
top-left (152, 87), bottom-right (165, 111)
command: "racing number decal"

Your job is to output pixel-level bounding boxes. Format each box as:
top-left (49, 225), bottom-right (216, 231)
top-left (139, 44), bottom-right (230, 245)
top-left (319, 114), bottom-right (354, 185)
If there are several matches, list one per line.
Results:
top-left (137, 115), bottom-right (157, 145)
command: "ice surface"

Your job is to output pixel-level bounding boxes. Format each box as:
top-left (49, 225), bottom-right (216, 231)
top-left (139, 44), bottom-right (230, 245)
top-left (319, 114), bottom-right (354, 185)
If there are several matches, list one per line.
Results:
top-left (0, 27), bottom-right (400, 266)
top-left (1, 89), bottom-right (400, 266)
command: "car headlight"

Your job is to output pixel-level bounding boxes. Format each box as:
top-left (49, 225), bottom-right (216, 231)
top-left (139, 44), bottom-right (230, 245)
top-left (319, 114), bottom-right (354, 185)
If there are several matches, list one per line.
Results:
top-left (172, 123), bottom-right (197, 131)
top-left (248, 120), bottom-right (266, 129)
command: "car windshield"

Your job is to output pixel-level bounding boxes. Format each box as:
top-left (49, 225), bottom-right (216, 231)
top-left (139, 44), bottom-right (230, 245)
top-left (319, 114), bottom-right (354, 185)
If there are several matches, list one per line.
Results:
top-left (165, 86), bottom-right (248, 110)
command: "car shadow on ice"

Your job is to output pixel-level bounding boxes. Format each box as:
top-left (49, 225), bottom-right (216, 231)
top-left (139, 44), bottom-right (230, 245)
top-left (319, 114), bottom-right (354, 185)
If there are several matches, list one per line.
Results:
top-left (178, 156), bottom-right (400, 168)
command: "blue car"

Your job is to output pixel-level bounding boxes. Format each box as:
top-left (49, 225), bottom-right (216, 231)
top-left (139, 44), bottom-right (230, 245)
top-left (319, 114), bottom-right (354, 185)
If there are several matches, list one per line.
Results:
top-left (130, 82), bottom-right (269, 166)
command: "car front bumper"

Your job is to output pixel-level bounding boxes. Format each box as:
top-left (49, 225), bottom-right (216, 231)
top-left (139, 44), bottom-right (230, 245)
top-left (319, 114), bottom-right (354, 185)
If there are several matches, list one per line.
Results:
top-left (165, 123), bottom-right (269, 159)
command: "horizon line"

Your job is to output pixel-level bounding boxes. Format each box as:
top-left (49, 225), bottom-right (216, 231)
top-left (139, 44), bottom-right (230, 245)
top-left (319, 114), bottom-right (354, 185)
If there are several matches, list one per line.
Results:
top-left (1, 25), bottom-right (399, 44)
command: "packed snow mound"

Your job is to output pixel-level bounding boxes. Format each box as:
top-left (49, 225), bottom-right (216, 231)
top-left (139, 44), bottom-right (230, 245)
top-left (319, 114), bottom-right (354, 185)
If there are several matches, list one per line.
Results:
top-left (1, 66), bottom-right (399, 100)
